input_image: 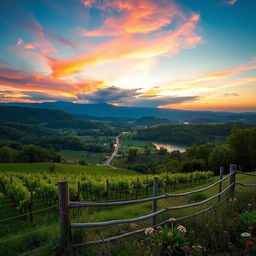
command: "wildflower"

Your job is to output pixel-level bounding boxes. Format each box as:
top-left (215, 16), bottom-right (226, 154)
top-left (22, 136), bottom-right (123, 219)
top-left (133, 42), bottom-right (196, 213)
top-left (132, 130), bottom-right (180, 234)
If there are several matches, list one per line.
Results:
top-left (145, 227), bottom-right (154, 235)
top-left (233, 217), bottom-right (239, 222)
top-left (168, 231), bottom-right (173, 237)
top-left (177, 225), bottom-right (187, 233)
top-left (241, 232), bottom-right (251, 238)
top-left (247, 203), bottom-right (253, 207)
top-left (224, 230), bottom-right (229, 234)
top-left (248, 226), bottom-right (254, 231)
top-left (169, 217), bottom-right (177, 222)
top-left (246, 241), bottom-right (254, 247)
top-left (183, 245), bottom-right (190, 249)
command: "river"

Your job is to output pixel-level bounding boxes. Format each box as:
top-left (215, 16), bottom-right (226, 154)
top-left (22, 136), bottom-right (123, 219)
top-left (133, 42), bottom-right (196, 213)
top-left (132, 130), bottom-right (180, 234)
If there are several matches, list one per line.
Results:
top-left (152, 142), bottom-right (186, 152)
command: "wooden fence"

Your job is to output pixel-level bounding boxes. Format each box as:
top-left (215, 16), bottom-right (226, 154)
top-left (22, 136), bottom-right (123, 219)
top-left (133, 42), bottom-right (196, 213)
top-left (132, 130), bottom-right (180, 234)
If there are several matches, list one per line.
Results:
top-left (57, 164), bottom-right (256, 247)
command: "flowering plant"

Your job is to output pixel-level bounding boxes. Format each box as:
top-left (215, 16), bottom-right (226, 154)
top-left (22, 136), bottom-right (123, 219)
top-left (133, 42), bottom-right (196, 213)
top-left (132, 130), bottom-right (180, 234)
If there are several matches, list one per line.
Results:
top-left (145, 224), bottom-right (189, 256)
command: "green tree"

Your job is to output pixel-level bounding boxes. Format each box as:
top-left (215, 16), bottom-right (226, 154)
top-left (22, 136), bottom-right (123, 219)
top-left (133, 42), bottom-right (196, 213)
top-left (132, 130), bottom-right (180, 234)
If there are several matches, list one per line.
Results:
top-left (159, 147), bottom-right (168, 155)
top-left (208, 144), bottom-right (232, 174)
top-left (0, 146), bottom-right (14, 163)
top-left (181, 159), bottom-right (205, 173)
top-left (127, 148), bottom-right (138, 162)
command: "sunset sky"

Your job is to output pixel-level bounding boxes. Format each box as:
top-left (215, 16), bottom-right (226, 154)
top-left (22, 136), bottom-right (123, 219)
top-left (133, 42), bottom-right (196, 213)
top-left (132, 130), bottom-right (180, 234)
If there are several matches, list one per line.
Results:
top-left (0, 0), bottom-right (256, 111)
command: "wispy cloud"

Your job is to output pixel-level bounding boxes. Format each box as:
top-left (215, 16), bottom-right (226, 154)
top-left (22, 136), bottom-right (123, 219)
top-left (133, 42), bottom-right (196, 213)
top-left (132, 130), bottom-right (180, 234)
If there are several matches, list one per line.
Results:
top-left (227, 0), bottom-right (238, 5)
top-left (51, 12), bottom-right (202, 77)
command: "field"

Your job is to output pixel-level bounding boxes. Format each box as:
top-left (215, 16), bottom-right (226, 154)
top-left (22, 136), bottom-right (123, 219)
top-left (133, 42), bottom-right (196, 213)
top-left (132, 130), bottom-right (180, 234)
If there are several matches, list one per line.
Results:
top-left (119, 137), bottom-right (157, 154)
top-left (59, 150), bottom-right (105, 164)
top-left (0, 163), bottom-right (138, 176)
top-left (0, 163), bottom-right (256, 256)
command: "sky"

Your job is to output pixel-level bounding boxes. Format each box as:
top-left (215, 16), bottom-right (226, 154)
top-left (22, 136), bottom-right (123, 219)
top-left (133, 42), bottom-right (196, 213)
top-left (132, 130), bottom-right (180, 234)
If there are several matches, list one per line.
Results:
top-left (0, 0), bottom-right (256, 112)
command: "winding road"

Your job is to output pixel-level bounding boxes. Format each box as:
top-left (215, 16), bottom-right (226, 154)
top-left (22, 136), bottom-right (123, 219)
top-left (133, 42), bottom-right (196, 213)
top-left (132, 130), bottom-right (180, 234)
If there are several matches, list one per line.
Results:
top-left (101, 135), bottom-right (120, 168)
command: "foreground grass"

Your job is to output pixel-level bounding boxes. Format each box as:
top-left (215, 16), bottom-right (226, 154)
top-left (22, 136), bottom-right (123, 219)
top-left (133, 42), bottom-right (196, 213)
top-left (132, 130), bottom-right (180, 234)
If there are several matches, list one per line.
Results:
top-left (0, 172), bottom-right (255, 255)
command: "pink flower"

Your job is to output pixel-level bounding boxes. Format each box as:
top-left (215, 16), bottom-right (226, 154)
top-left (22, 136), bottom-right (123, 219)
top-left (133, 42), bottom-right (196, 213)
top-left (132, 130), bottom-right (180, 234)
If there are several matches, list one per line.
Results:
top-left (177, 225), bottom-right (187, 233)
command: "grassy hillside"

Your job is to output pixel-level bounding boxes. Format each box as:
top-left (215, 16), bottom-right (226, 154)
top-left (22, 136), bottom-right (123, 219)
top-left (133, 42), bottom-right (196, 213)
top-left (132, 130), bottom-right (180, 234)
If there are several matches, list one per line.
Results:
top-left (0, 162), bottom-right (138, 176)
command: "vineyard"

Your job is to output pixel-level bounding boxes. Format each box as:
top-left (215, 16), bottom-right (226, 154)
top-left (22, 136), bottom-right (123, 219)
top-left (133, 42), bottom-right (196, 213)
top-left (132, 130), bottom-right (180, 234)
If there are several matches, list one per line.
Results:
top-left (0, 167), bottom-right (213, 224)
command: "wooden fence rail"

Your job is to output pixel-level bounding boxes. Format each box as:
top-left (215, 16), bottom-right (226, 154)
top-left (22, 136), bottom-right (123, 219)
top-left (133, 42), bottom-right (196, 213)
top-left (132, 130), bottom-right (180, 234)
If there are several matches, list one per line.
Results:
top-left (57, 164), bottom-right (256, 247)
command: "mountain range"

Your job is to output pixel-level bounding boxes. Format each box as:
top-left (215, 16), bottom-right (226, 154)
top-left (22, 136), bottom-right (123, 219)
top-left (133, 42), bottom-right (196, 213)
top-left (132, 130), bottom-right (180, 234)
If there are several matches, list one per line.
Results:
top-left (1, 101), bottom-right (256, 123)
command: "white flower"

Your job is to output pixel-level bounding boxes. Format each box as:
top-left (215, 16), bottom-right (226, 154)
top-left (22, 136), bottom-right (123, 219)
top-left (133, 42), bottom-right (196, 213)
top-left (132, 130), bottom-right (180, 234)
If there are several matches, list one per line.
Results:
top-left (169, 218), bottom-right (177, 222)
top-left (241, 232), bottom-right (251, 238)
top-left (177, 225), bottom-right (187, 233)
top-left (145, 227), bottom-right (154, 235)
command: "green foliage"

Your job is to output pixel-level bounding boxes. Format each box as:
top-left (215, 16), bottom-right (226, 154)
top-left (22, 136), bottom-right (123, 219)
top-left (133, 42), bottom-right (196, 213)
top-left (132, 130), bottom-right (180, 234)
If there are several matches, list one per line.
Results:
top-left (188, 193), bottom-right (208, 203)
top-left (127, 148), bottom-right (138, 162)
top-left (135, 123), bottom-right (251, 145)
top-left (181, 159), bottom-right (205, 173)
top-left (239, 211), bottom-right (256, 230)
top-left (159, 147), bottom-right (168, 155)
top-left (149, 225), bottom-right (188, 256)
top-left (16, 144), bottom-right (61, 163)
top-left (0, 146), bottom-right (14, 163)
top-left (228, 127), bottom-right (256, 171)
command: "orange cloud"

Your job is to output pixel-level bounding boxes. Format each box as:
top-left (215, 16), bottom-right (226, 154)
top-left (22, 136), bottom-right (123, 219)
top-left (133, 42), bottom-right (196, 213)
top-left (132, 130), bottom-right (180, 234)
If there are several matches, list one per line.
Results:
top-left (80, 0), bottom-right (182, 36)
top-left (51, 12), bottom-right (201, 77)
top-left (0, 68), bottom-right (107, 102)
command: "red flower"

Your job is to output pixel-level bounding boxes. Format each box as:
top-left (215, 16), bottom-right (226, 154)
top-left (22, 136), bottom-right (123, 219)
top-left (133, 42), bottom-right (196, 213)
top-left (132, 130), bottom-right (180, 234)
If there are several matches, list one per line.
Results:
top-left (183, 245), bottom-right (190, 249)
top-left (233, 217), bottom-right (239, 222)
top-left (246, 241), bottom-right (254, 247)
top-left (248, 226), bottom-right (254, 231)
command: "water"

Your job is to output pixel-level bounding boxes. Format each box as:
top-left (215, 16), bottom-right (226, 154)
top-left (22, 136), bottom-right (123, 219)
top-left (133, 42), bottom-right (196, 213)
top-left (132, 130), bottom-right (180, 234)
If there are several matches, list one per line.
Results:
top-left (153, 142), bottom-right (186, 152)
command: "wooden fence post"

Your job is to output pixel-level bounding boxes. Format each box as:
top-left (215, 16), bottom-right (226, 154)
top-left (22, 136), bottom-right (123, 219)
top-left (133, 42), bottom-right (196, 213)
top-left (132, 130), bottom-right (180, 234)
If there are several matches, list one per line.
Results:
top-left (58, 180), bottom-right (71, 245)
top-left (218, 167), bottom-right (224, 202)
top-left (77, 182), bottom-right (80, 202)
top-left (229, 164), bottom-right (237, 197)
top-left (135, 177), bottom-right (139, 199)
top-left (77, 182), bottom-right (81, 215)
top-left (152, 177), bottom-right (158, 226)
top-left (106, 179), bottom-right (109, 202)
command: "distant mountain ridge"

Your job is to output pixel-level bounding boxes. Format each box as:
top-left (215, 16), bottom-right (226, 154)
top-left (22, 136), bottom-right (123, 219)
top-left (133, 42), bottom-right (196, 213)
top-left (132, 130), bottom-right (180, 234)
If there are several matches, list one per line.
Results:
top-left (1, 101), bottom-right (256, 123)
top-left (0, 105), bottom-right (104, 129)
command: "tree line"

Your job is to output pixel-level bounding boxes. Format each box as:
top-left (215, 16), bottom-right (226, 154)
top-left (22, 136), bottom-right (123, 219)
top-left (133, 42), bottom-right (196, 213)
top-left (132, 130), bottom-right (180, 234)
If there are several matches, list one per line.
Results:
top-left (122, 127), bottom-right (256, 175)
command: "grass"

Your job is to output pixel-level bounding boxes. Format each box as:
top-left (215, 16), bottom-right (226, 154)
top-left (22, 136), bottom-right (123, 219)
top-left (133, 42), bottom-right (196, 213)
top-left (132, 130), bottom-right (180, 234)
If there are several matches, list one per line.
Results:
top-left (0, 163), bottom-right (139, 176)
top-left (59, 150), bottom-right (105, 164)
top-left (1, 171), bottom-right (255, 255)
top-left (119, 138), bottom-right (156, 154)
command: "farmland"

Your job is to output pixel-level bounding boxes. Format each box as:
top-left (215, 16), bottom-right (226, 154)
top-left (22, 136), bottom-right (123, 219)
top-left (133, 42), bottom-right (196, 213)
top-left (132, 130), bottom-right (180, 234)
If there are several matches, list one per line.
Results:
top-left (0, 163), bottom-right (255, 255)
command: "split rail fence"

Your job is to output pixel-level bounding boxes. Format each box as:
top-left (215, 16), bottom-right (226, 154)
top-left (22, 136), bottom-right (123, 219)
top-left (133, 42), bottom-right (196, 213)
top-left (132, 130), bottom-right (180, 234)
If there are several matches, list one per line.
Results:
top-left (57, 164), bottom-right (256, 247)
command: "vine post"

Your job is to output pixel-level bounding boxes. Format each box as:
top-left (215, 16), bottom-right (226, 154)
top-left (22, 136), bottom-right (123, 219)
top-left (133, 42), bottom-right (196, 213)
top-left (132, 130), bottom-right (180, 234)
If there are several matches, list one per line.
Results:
top-left (152, 177), bottom-right (158, 226)
top-left (218, 167), bottom-right (224, 202)
top-left (58, 180), bottom-right (71, 245)
top-left (229, 164), bottom-right (237, 197)
top-left (106, 179), bottom-right (109, 202)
